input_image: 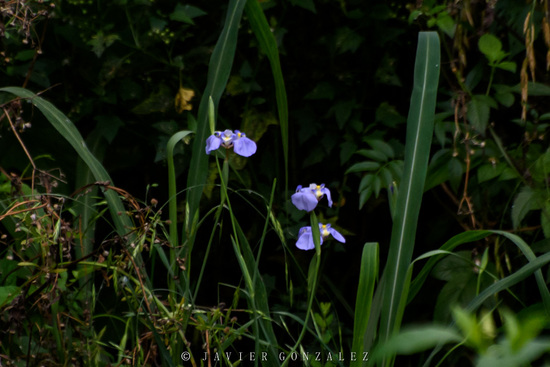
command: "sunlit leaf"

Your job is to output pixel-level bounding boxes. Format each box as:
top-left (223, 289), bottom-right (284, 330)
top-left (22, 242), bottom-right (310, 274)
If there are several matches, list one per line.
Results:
top-left (174, 87), bottom-right (195, 113)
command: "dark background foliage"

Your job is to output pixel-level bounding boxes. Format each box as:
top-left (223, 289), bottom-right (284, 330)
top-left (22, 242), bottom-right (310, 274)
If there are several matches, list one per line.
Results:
top-left (2, 0), bottom-right (550, 365)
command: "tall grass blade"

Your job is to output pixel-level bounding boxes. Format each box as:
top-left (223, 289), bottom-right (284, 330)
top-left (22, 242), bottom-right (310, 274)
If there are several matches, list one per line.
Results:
top-left (231, 218), bottom-right (281, 367)
top-left (282, 212), bottom-right (322, 367)
top-left (167, 130), bottom-right (193, 248)
top-left (186, 0), bottom-right (247, 236)
top-left (377, 31), bottom-right (440, 354)
top-left (465, 251), bottom-right (550, 312)
top-left (166, 130), bottom-right (193, 297)
top-left (352, 242), bottom-right (379, 367)
top-left (245, 0), bottom-right (289, 190)
top-left (74, 130), bottom-right (106, 262)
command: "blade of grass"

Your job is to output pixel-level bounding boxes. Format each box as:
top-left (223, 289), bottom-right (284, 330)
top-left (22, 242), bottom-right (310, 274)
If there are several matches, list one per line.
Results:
top-left (167, 130), bottom-right (193, 249)
top-left (377, 31), bottom-right (440, 359)
top-left (215, 157), bottom-right (280, 367)
top-left (231, 219), bottom-right (281, 367)
top-left (185, 0), bottom-right (247, 238)
top-left (245, 0), bottom-right (288, 192)
top-left (465, 251), bottom-right (550, 312)
top-left (166, 130), bottom-right (193, 298)
top-left (484, 230), bottom-right (550, 314)
top-left (282, 212), bottom-right (322, 367)
top-left (74, 129), bottom-right (106, 261)
top-left (351, 242), bottom-right (379, 367)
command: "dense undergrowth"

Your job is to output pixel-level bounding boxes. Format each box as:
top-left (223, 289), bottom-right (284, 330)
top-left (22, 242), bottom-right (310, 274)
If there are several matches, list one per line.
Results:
top-left (1, 0), bottom-right (550, 366)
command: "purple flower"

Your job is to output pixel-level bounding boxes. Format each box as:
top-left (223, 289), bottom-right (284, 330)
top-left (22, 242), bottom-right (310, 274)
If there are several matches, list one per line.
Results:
top-left (291, 183), bottom-right (333, 212)
top-left (296, 223), bottom-right (345, 250)
top-left (205, 129), bottom-right (257, 157)
top-left (232, 130), bottom-right (257, 157)
top-left (291, 185), bottom-right (318, 212)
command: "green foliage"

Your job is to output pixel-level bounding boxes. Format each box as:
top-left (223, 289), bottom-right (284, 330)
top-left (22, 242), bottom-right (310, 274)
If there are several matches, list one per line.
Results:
top-left (378, 31), bottom-right (441, 356)
top-left (3, 0), bottom-right (550, 366)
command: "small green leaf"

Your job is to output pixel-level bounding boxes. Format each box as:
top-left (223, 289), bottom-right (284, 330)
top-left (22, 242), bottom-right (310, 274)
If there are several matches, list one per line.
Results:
top-left (477, 162), bottom-right (505, 183)
top-left (0, 286), bottom-right (20, 307)
top-left (356, 149), bottom-right (388, 162)
top-left (289, 0), bottom-right (316, 13)
top-left (495, 60), bottom-right (517, 73)
top-left (467, 95), bottom-right (496, 132)
top-left (494, 91), bottom-right (515, 107)
top-left (453, 307), bottom-right (487, 352)
top-left (333, 99), bottom-right (355, 129)
top-left (346, 161), bottom-right (381, 174)
top-left (170, 4), bottom-right (206, 24)
top-left (149, 16), bottom-right (167, 32)
top-left (379, 167), bottom-right (394, 188)
top-left (305, 82), bottom-right (334, 100)
top-left (88, 31), bottom-right (120, 58)
top-left (366, 139), bottom-right (395, 159)
top-left (436, 12), bottom-right (455, 38)
top-left (511, 81), bottom-right (550, 96)
top-left (334, 26), bottom-right (364, 54)
top-left (373, 175), bottom-right (382, 198)
top-left (478, 33), bottom-right (506, 64)
top-left (340, 141), bottom-right (358, 164)
top-left (448, 157), bottom-right (463, 192)
top-left (359, 174), bottom-right (374, 192)
top-left (313, 313), bottom-right (326, 329)
top-left (512, 186), bottom-right (541, 229)
top-left (359, 186), bottom-right (373, 209)
top-left (499, 166), bottom-right (520, 180)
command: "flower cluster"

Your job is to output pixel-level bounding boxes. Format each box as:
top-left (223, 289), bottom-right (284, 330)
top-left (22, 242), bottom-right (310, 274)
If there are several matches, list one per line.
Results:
top-left (292, 182), bottom-right (345, 250)
top-left (206, 129), bottom-right (257, 157)
top-left (204, 129), bottom-right (344, 251)
top-left (295, 223), bottom-right (345, 250)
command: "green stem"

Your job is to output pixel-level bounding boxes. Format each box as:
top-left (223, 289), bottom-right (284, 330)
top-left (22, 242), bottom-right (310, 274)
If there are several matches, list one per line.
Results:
top-left (282, 211), bottom-right (322, 367)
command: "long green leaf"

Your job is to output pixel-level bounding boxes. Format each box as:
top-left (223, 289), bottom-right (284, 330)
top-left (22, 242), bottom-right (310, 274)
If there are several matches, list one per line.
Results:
top-left (245, 0), bottom-right (289, 191)
top-left (408, 230), bottom-right (492, 303)
top-left (466, 251), bottom-right (550, 313)
top-left (377, 31), bottom-right (440, 354)
top-left (486, 230), bottom-right (550, 314)
top-left (74, 129), bottom-right (106, 261)
top-left (0, 87), bottom-right (133, 239)
top-left (186, 0), bottom-right (247, 236)
top-left (352, 242), bottom-right (379, 367)
top-left (166, 130), bottom-right (193, 248)
top-left (232, 217), bottom-right (280, 367)
top-left (370, 325), bottom-right (462, 365)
